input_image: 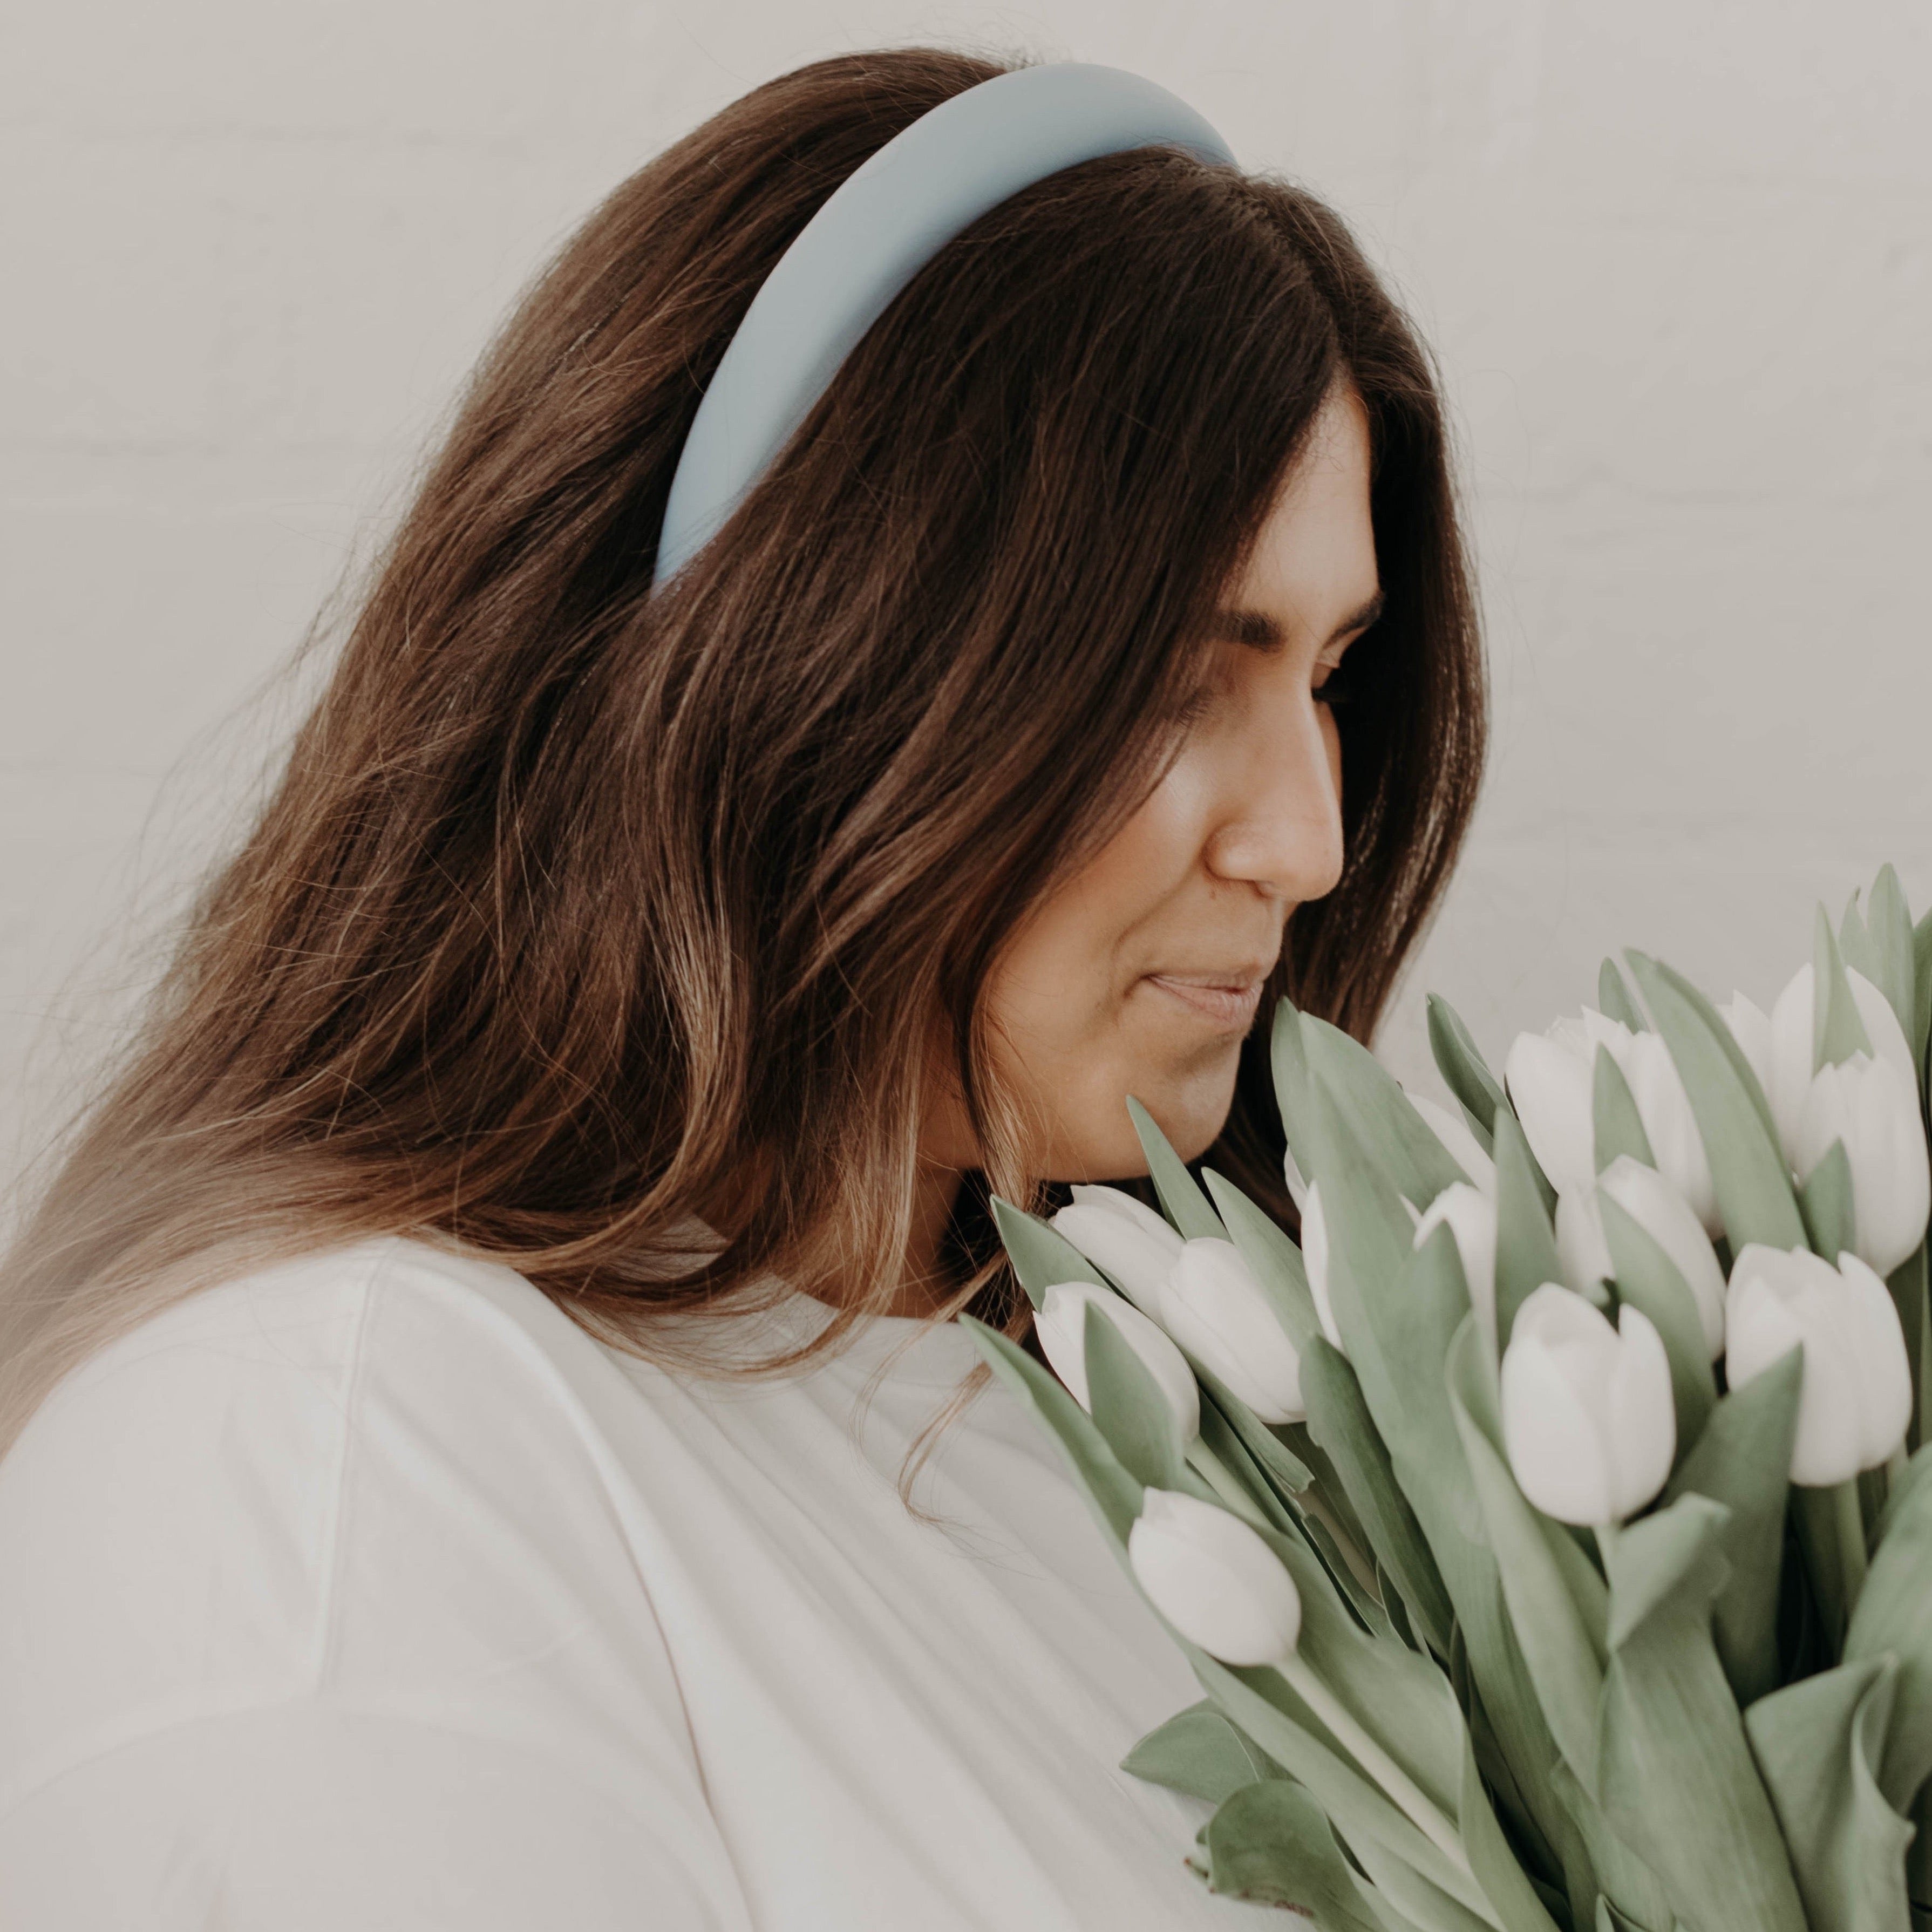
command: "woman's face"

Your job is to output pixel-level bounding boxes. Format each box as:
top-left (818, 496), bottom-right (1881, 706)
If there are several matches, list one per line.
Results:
top-left (943, 384), bottom-right (1380, 1183)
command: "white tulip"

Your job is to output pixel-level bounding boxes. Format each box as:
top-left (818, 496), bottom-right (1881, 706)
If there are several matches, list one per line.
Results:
top-left (1557, 1157), bottom-right (1726, 1358)
top-left (1414, 1181), bottom-right (1499, 1357)
top-left (1407, 1092), bottom-right (1498, 1195)
top-left (1500, 1284), bottom-right (1675, 1527)
top-left (1505, 1023), bottom-right (1600, 1196)
top-left (1718, 990), bottom-right (1775, 1101)
top-left (1616, 1029), bottom-right (1718, 1236)
top-left (1052, 1185), bottom-right (1183, 1317)
top-left (1128, 1487), bottom-right (1303, 1665)
top-left (1033, 1283), bottom-right (1201, 1440)
top-left (1554, 1186), bottom-right (1614, 1295)
top-left (1725, 1244), bottom-right (1912, 1486)
top-left (1794, 1053), bottom-right (1931, 1277)
top-left (1507, 1010), bottom-right (1717, 1235)
top-left (1760, 963), bottom-right (1916, 1171)
top-left (1300, 1182), bottom-right (1344, 1352)
top-left (1157, 1239), bottom-right (1306, 1424)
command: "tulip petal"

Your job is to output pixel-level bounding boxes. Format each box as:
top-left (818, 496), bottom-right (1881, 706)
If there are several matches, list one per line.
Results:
top-left (1505, 1031), bottom-right (1596, 1197)
top-left (1606, 1304), bottom-right (1675, 1517)
top-left (1837, 1253), bottom-right (1914, 1471)
top-left (1053, 1194), bottom-right (1181, 1317)
top-left (1501, 1318), bottom-right (1620, 1526)
top-left (1035, 1283), bottom-right (1201, 1440)
top-left (1128, 1489), bottom-right (1302, 1665)
top-left (1599, 1156), bottom-right (1727, 1357)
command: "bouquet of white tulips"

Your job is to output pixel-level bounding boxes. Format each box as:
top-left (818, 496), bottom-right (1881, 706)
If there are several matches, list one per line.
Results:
top-left (964, 863), bottom-right (1932, 1931)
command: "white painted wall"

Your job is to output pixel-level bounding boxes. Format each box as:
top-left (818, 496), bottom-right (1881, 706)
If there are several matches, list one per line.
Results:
top-left (5, 0), bottom-right (1930, 1191)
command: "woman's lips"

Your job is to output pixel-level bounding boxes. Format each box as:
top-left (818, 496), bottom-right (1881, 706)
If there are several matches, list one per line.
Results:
top-left (1144, 973), bottom-right (1268, 1029)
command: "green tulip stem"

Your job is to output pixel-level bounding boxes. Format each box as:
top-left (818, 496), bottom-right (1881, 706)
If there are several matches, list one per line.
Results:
top-left (1185, 1439), bottom-right (1271, 1532)
top-left (1272, 1652), bottom-right (1474, 1881)
top-left (1833, 1475), bottom-right (1869, 1609)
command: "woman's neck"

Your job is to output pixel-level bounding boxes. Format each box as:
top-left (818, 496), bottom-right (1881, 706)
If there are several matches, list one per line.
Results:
top-left (890, 1161), bottom-right (967, 1317)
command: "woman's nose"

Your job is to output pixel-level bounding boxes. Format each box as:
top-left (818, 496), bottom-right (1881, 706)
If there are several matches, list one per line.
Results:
top-left (1201, 690), bottom-right (1345, 906)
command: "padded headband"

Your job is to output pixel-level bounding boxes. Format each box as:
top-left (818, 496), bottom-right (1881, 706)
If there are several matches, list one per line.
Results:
top-left (651, 62), bottom-right (1235, 586)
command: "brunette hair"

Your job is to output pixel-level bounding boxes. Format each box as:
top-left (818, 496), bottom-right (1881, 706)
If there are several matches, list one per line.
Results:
top-left (0, 46), bottom-right (1482, 1451)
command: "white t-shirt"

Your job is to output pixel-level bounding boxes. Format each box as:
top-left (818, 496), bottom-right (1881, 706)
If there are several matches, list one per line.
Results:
top-left (0, 1235), bottom-right (1246, 1928)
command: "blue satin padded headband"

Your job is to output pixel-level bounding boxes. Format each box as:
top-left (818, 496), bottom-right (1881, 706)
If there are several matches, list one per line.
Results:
top-left (651, 63), bottom-right (1235, 586)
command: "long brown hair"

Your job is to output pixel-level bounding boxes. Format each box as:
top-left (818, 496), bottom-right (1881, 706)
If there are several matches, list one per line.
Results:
top-left (0, 47), bottom-right (1483, 1452)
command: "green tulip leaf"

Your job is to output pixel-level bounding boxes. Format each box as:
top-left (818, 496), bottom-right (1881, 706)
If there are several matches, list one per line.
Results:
top-left (1548, 1759), bottom-right (1678, 1932)
top-left (1120, 1702), bottom-right (1280, 1806)
top-left (1884, 1247), bottom-right (1931, 1452)
top-left (990, 1196), bottom-right (1106, 1309)
top-left (1082, 1300), bottom-right (1189, 1492)
top-left (1296, 1076), bottom-right (1416, 1416)
top-left (1273, 999), bottom-right (1321, 1178)
top-left (1912, 908), bottom-right (1932, 1079)
top-left (1623, 953), bottom-right (1806, 1251)
top-left (1344, 1833), bottom-right (1508, 1932)
top-left (1242, 1521), bottom-right (1467, 1832)
top-left (1301, 1329), bottom-right (1455, 1659)
top-left (1744, 1656), bottom-right (1914, 1932)
top-left (1598, 958), bottom-right (1647, 1035)
top-left (1195, 1779), bottom-right (1395, 1927)
top-left (1202, 1166), bottom-right (1323, 1352)
top-left (1800, 1138), bottom-right (1858, 1262)
top-left (1303, 1015), bottom-right (1472, 1207)
top-left (1841, 865), bottom-right (1916, 1051)
top-left (1662, 1346), bottom-right (1801, 1706)
top-left (1596, 1494), bottom-right (1809, 1932)
top-left (1596, 1189), bottom-right (1717, 1452)
top-left (1492, 1108), bottom-right (1563, 1352)
top-left (1216, 1387), bottom-right (1316, 1498)
top-left (1125, 1096), bottom-right (1226, 1242)
top-left (1446, 1315), bottom-right (1607, 1794)
top-left (1846, 1441), bottom-right (1932, 1814)
top-left (1191, 1651), bottom-right (1492, 1919)
top-left (1428, 992), bottom-right (1507, 1142)
top-left (1457, 1719), bottom-right (1566, 1932)
top-left (960, 1317), bottom-right (1142, 1546)
top-left (1591, 1047), bottom-right (1656, 1174)
top-left (1192, 1393), bottom-right (1303, 1540)
top-left (1815, 906), bottom-right (1876, 1071)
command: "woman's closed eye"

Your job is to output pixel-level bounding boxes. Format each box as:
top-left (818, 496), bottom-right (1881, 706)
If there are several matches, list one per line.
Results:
top-left (1314, 657), bottom-right (1357, 709)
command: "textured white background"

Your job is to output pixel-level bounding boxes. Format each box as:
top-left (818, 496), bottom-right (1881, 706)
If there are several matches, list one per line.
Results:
top-left (4, 1), bottom-right (1930, 1196)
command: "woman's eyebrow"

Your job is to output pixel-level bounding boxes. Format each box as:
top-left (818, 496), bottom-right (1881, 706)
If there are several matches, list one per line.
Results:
top-left (1208, 589), bottom-right (1385, 651)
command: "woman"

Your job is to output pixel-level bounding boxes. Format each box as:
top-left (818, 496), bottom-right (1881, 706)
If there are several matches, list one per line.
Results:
top-left (0, 46), bottom-right (1481, 1929)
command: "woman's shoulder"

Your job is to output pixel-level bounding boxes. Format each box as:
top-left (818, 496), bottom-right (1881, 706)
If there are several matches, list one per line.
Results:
top-left (0, 1235), bottom-right (676, 1814)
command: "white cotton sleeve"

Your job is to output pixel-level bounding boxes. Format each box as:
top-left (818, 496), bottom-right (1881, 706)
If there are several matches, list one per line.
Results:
top-left (0, 1705), bottom-right (753, 1932)
top-left (0, 1239), bottom-right (756, 1932)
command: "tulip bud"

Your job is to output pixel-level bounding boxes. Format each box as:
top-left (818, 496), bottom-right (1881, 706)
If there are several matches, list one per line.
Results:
top-left (1414, 1182), bottom-right (1499, 1357)
top-left (1616, 1029), bottom-right (1718, 1236)
top-left (1724, 1244), bottom-right (1912, 1486)
top-left (1505, 1024), bottom-right (1598, 1197)
top-left (1554, 1185), bottom-right (1613, 1295)
top-left (1794, 1053), bottom-right (1931, 1278)
top-left (1127, 1487), bottom-right (1303, 1665)
top-left (1500, 1284), bottom-right (1675, 1526)
top-left (1051, 1185), bottom-right (1183, 1318)
top-left (1033, 1284), bottom-right (1201, 1440)
top-left (1155, 1238), bottom-right (1305, 1424)
top-left (1407, 1092), bottom-right (1498, 1196)
top-left (1557, 1157), bottom-right (1727, 1357)
top-left (1718, 990), bottom-right (1774, 1103)
top-left (1300, 1183), bottom-right (1344, 1352)
top-left (1761, 964), bottom-right (1916, 1170)
top-left (1507, 1011), bottom-right (1717, 1235)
